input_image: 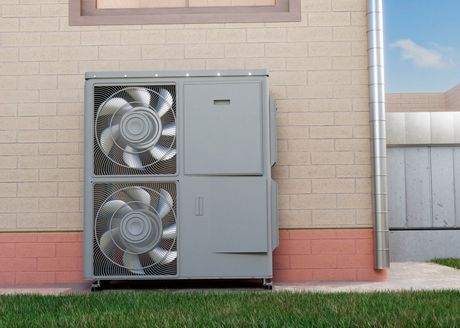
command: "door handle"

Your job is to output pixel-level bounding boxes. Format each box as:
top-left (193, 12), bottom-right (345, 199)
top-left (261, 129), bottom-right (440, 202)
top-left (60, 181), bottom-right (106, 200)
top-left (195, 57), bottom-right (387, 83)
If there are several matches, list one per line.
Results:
top-left (195, 196), bottom-right (204, 216)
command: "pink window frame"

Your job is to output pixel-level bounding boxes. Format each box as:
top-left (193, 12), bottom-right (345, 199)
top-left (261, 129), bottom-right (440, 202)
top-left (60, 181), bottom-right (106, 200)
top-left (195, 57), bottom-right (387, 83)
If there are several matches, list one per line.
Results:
top-left (69, 0), bottom-right (301, 25)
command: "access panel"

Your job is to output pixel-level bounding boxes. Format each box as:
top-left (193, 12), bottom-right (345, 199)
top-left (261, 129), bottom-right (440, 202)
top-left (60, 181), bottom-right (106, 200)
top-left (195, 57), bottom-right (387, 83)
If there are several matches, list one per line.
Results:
top-left (179, 177), bottom-right (271, 278)
top-left (184, 81), bottom-right (264, 175)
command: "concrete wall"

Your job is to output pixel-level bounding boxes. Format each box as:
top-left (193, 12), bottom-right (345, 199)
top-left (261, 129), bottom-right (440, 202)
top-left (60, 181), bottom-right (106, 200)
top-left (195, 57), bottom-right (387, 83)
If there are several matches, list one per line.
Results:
top-left (386, 86), bottom-right (460, 262)
top-left (390, 230), bottom-right (460, 262)
top-left (388, 146), bottom-right (460, 262)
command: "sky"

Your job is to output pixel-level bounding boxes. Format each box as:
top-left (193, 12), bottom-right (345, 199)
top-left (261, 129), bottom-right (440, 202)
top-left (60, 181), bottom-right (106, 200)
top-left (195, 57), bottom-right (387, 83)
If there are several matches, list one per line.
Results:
top-left (384, 0), bottom-right (460, 92)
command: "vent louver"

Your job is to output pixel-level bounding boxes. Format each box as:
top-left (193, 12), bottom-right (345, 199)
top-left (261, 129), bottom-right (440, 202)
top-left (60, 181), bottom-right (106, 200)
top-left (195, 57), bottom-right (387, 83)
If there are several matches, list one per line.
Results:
top-left (93, 183), bottom-right (177, 277)
top-left (94, 85), bottom-right (176, 176)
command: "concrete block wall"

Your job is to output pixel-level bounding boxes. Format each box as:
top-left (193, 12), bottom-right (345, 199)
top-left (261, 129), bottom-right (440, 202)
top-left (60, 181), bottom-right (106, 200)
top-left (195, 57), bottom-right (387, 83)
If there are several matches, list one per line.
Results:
top-left (0, 0), bottom-right (383, 284)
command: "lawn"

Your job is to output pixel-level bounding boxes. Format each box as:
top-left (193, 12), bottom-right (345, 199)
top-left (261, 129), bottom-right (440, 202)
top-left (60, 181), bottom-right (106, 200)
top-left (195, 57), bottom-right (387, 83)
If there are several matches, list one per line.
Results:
top-left (432, 258), bottom-right (460, 270)
top-left (0, 291), bottom-right (459, 327)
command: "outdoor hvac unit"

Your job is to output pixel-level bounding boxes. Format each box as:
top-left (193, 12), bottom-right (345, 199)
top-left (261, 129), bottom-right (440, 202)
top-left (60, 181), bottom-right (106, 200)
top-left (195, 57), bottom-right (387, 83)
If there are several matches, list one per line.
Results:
top-left (84, 70), bottom-right (278, 287)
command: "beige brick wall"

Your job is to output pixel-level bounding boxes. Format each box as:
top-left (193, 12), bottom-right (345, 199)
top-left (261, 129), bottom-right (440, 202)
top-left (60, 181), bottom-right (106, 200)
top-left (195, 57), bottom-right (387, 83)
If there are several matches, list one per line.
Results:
top-left (0, 0), bottom-right (372, 231)
top-left (446, 84), bottom-right (460, 110)
top-left (386, 93), bottom-right (447, 112)
top-left (387, 84), bottom-right (460, 112)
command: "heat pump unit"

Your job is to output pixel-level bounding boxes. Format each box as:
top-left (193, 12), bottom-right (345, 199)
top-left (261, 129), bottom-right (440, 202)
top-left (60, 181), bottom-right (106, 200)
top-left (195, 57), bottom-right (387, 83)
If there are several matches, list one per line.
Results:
top-left (84, 70), bottom-right (278, 288)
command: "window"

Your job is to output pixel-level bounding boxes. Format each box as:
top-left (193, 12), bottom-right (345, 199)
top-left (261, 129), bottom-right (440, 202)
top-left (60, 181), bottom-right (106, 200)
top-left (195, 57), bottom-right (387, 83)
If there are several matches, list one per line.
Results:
top-left (96, 1), bottom-right (277, 9)
top-left (69, 0), bottom-right (300, 25)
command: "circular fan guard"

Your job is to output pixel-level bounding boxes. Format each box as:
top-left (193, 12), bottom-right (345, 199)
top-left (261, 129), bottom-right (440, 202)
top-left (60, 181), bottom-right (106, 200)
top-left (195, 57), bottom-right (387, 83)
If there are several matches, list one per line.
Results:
top-left (95, 87), bottom-right (176, 171)
top-left (95, 186), bottom-right (177, 275)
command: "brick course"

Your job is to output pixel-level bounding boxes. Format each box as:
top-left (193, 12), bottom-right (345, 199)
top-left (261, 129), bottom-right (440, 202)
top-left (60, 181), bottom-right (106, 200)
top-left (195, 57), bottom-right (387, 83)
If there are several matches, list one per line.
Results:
top-left (273, 228), bottom-right (387, 282)
top-left (387, 84), bottom-right (460, 112)
top-left (0, 230), bottom-right (384, 286)
top-left (0, 232), bottom-right (84, 286)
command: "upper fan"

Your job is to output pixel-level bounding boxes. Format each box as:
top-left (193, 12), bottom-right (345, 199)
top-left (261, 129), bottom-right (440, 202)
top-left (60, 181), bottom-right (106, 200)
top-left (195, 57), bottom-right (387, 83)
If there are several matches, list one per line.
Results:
top-left (95, 86), bottom-right (176, 173)
top-left (95, 185), bottom-right (177, 275)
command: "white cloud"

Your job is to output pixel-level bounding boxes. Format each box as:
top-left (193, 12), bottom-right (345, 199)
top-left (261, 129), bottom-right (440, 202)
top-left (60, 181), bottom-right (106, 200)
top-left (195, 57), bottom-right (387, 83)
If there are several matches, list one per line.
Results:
top-left (391, 39), bottom-right (454, 69)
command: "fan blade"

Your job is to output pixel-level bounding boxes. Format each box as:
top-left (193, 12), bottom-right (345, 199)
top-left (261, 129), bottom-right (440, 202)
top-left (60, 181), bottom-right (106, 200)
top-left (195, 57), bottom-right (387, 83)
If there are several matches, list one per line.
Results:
top-left (100, 124), bottom-right (120, 156)
top-left (156, 189), bottom-right (173, 220)
top-left (123, 145), bottom-right (143, 169)
top-left (124, 186), bottom-right (151, 206)
top-left (149, 247), bottom-right (177, 264)
top-left (99, 228), bottom-right (120, 258)
top-left (99, 200), bottom-right (132, 220)
top-left (162, 224), bottom-right (176, 240)
top-left (122, 252), bottom-right (145, 275)
top-left (156, 89), bottom-right (173, 117)
top-left (127, 88), bottom-right (151, 106)
top-left (99, 98), bottom-right (132, 116)
top-left (150, 144), bottom-right (176, 161)
top-left (161, 123), bottom-right (176, 137)
top-left (163, 251), bottom-right (177, 264)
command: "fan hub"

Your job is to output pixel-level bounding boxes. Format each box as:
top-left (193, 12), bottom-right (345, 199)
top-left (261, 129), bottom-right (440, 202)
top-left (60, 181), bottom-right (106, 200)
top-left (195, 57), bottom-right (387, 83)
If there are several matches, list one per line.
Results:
top-left (119, 210), bottom-right (162, 253)
top-left (119, 108), bottom-right (162, 150)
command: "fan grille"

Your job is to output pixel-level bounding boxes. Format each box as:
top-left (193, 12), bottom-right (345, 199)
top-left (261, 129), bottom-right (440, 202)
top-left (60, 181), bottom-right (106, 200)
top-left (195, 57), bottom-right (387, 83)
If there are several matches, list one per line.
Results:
top-left (93, 85), bottom-right (177, 176)
top-left (93, 182), bottom-right (177, 277)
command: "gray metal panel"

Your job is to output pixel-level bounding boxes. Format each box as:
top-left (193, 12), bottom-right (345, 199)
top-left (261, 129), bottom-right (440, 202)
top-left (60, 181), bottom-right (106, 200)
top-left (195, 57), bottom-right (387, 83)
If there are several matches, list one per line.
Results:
top-left (180, 177), bottom-right (271, 278)
top-left (270, 97), bottom-right (278, 167)
top-left (183, 177), bottom-right (268, 253)
top-left (455, 112), bottom-right (460, 143)
top-left (271, 180), bottom-right (279, 251)
top-left (85, 69), bottom-right (268, 80)
top-left (431, 147), bottom-right (456, 227)
top-left (387, 148), bottom-right (406, 228)
top-left (184, 81), bottom-right (264, 175)
top-left (405, 147), bottom-right (432, 227)
top-left (387, 112), bottom-right (460, 146)
top-left (431, 112), bottom-right (454, 144)
top-left (455, 148), bottom-right (460, 227)
top-left (83, 80), bottom-right (94, 279)
top-left (405, 112), bottom-right (431, 144)
top-left (386, 113), bottom-right (405, 145)
top-left (390, 230), bottom-right (460, 261)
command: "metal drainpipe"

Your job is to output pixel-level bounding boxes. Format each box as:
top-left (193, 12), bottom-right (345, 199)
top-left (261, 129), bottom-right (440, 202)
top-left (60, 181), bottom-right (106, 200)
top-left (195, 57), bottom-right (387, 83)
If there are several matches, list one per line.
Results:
top-left (368, 0), bottom-right (390, 269)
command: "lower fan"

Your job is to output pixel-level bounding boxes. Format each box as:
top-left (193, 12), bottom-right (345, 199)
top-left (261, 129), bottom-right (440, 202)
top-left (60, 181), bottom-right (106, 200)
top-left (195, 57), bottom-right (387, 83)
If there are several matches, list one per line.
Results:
top-left (93, 184), bottom-right (177, 276)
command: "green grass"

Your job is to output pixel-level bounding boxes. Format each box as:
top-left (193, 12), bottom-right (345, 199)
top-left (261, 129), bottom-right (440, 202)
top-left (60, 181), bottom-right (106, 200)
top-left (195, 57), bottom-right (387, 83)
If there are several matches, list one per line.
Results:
top-left (432, 258), bottom-right (460, 270)
top-left (0, 291), bottom-right (460, 327)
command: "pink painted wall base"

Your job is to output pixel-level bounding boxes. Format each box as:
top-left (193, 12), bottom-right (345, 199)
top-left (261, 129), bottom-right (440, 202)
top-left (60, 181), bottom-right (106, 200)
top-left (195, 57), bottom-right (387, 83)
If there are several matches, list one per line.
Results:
top-left (0, 229), bottom-right (386, 286)
top-left (274, 229), bottom-right (387, 282)
top-left (0, 232), bottom-right (84, 286)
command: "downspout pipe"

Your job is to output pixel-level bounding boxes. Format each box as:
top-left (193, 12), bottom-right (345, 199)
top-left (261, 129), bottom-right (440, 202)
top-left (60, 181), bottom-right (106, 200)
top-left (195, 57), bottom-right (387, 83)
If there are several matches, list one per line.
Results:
top-left (368, 0), bottom-right (390, 269)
